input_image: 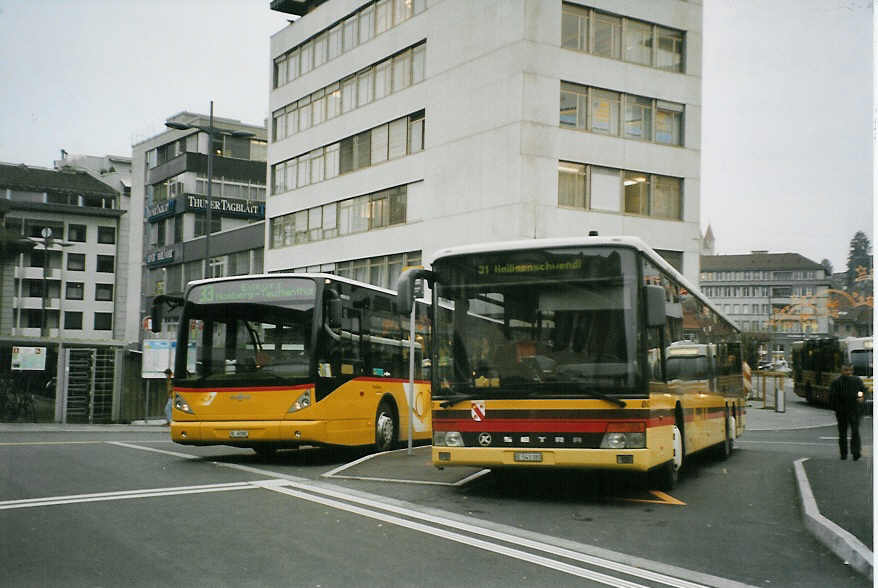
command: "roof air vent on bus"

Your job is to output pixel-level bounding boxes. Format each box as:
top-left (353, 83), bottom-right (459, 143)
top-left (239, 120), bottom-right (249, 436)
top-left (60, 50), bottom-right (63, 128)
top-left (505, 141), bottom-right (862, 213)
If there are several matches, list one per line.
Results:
top-left (588, 230), bottom-right (599, 237)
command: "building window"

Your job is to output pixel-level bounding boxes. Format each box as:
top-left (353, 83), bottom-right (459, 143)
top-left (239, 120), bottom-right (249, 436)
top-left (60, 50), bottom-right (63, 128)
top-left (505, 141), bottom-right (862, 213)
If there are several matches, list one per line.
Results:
top-left (68, 224), bottom-right (87, 242)
top-left (561, 82), bottom-right (683, 146)
top-left (558, 162), bottom-right (586, 208)
top-left (561, 3), bottom-right (589, 51)
top-left (94, 312), bottom-right (113, 331)
top-left (67, 253), bottom-right (85, 271)
top-left (623, 171), bottom-right (650, 215)
top-left (271, 42), bottom-right (426, 144)
top-left (64, 311), bottom-right (83, 330)
top-left (561, 4), bottom-right (684, 74)
top-left (558, 161), bottom-right (682, 220)
top-left (593, 12), bottom-right (622, 59)
top-left (590, 89), bottom-right (620, 135)
top-left (95, 283), bottom-right (113, 301)
top-left (97, 255), bottom-right (114, 273)
top-left (270, 185), bottom-right (409, 249)
top-left (623, 19), bottom-right (653, 66)
top-left (66, 282), bottom-right (84, 300)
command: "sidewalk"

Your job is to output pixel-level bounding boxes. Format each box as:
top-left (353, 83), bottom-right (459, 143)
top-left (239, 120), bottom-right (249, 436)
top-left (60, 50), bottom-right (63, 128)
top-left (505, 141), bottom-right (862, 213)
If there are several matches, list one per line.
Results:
top-left (746, 380), bottom-right (873, 579)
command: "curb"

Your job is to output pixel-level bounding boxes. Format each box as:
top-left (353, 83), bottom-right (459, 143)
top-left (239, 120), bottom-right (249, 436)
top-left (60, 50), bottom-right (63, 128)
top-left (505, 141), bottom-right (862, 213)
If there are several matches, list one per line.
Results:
top-left (793, 458), bottom-right (873, 580)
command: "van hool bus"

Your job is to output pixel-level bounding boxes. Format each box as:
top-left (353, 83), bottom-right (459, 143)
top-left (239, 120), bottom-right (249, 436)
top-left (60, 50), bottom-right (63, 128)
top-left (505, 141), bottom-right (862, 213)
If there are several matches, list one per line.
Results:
top-left (792, 336), bottom-right (872, 406)
top-left (152, 274), bottom-right (431, 455)
top-left (397, 236), bottom-right (745, 490)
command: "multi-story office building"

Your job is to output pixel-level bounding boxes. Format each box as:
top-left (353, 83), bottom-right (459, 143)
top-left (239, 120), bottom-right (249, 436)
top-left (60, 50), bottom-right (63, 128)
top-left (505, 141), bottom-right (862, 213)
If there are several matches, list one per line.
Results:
top-left (133, 111), bottom-right (268, 339)
top-left (0, 162), bottom-right (130, 422)
top-left (700, 251), bottom-right (832, 357)
top-left (266, 0), bottom-right (703, 286)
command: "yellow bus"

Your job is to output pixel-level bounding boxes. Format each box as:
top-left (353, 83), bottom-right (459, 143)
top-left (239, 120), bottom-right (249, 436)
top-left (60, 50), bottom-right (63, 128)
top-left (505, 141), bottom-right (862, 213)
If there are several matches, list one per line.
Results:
top-left (152, 274), bottom-right (432, 456)
top-left (397, 236), bottom-right (745, 490)
top-left (793, 336), bottom-right (872, 406)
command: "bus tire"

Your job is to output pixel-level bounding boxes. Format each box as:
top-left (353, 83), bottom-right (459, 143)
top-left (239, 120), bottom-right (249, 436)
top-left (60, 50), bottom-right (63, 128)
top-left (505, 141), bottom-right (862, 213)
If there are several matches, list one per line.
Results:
top-left (252, 445), bottom-right (277, 457)
top-left (375, 400), bottom-right (397, 452)
top-left (650, 424), bottom-right (683, 491)
top-left (718, 412), bottom-right (733, 460)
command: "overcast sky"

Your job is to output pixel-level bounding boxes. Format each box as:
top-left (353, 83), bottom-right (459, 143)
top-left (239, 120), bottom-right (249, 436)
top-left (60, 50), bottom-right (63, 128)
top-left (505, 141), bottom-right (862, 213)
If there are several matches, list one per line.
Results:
top-left (0, 0), bottom-right (872, 272)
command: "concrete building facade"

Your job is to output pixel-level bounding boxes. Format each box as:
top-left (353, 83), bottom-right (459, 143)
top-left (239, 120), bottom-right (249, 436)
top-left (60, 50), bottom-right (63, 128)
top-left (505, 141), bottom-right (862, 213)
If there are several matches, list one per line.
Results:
top-left (266, 0), bottom-right (704, 286)
top-left (133, 112), bottom-right (268, 339)
top-left (700, 251), bottom-right (832, 358)
top-left (0, 162), bottom-right (131, 422)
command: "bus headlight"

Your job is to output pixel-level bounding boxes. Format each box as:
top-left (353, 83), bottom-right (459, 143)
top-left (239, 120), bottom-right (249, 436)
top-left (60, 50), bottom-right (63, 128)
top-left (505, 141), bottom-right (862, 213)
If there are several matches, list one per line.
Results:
top-left (600, 432), bottom-right (645, 449)
top-left (174, 393), bottom-right (194, 415)
top-left (433, 431), bottom-right (464, 447)
top-left (288, 390), bottom-right (312, 413)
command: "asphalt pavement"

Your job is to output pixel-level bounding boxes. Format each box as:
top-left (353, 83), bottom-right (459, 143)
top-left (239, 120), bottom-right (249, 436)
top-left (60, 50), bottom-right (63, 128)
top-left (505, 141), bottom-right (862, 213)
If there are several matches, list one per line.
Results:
top-left (746, 380), bottom-right (874, 579)
top-left (3, 381), bottom-right (874, 580)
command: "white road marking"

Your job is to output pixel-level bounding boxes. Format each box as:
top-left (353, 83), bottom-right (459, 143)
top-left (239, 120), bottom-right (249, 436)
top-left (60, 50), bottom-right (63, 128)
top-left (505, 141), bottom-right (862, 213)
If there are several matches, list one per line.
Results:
top-left (0, 481), bottom-right (266, 510)
top-left (257, 480), bottom-right (653, 588)
top-left (107, 441), bottom-right (199, 459)
top-left (39, 441), bottom-right (750, 587)
top-left (321, 446), bottom-right (491, 486)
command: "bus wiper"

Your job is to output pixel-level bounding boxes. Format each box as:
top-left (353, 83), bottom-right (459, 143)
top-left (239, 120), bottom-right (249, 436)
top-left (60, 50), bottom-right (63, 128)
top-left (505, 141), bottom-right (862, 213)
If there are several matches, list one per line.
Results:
top-left (528, 382), bottom-right (627, 408)
top-left (580, 389), bottom-right (626, 408)
top-left (438, 389), bottom-right (481, 408)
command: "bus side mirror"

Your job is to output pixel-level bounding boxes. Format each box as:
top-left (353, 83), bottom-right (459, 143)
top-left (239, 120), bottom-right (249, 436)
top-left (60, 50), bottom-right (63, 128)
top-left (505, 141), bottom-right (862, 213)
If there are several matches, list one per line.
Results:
top-left (396, 268), bottom-right (434, 315)
top-left (151, 295), bottom-right (184, 333)
top-left (645, 285), bottom-right (667, 328)
top-left (328, 298), bottom-right (342, 329)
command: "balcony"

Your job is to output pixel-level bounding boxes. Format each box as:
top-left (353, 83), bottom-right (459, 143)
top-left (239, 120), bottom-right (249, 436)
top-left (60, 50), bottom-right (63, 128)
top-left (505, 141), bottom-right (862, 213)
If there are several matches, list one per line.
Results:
top-left (12, 327), bottom-right (60, 338)
top-left (13, 296), bottom-right (61, 310)
top-left (15, 266), bottom-right (61, 280)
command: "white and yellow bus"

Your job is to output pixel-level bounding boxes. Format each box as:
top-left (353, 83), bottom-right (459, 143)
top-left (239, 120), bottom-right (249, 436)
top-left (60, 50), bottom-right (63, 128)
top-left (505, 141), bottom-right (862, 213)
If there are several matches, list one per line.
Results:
top-left (397, 236), bottom-right (745, 490)
top-left (793, 336), bottom-right (872, 406)
top-left (152, 274), bottom-right (432, 456)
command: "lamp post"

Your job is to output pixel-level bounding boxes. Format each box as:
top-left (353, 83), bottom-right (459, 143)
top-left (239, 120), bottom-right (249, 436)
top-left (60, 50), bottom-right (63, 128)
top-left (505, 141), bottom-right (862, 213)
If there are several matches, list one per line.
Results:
top-left (165, 101), bottom-right (254, 278)
top-left (40, 227), bottom-right (53, 338)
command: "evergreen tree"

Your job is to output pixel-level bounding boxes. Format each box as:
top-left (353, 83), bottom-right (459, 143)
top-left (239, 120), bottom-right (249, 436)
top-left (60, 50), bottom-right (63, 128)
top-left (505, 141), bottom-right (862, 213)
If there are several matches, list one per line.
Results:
top-left (845, 231), bottom-right (872, 296)
top-left (820, 258), bottom-right (833, 279)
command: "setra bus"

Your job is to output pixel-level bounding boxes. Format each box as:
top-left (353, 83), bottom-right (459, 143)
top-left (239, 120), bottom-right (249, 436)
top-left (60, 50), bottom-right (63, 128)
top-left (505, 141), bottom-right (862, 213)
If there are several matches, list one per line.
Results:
top-left (397, 236), bottom-right (745, 490)
top-left (792, 336), bottom-right (872, 406)
top-left (151, 274), bottom-right (432, 455)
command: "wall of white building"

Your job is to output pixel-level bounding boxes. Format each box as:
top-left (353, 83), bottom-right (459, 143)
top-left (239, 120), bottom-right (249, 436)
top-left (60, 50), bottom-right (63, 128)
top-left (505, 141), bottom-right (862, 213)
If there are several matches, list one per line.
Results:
top-left (267, 0), bottom-right (703, 282)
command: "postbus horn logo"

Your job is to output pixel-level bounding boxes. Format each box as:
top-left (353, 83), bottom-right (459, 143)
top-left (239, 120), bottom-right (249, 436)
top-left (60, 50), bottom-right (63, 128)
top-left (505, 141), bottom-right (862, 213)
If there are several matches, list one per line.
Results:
top-left (471, 401), bottom-right (485, 422)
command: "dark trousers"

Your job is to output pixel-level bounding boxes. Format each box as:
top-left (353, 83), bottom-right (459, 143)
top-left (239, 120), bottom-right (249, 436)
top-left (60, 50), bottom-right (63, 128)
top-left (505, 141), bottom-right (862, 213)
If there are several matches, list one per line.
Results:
top-left (836, 411), bottom-right (861, 458)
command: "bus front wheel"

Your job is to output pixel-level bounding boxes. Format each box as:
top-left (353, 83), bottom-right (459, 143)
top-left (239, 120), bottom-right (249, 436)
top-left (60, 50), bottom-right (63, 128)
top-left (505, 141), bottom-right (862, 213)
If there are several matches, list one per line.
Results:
top-left (650, 425), bottom-right (682, 491)
top-left (375, 400), bottom-right (397, 452)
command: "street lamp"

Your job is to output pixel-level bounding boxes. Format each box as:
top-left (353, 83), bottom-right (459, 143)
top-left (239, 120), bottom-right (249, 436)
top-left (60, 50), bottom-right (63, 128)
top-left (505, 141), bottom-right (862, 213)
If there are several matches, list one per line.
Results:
top-left (28, 229), bottom-right (72, 338)
top-left (40, 227), bottom-right (51, 337)
top-left (165, 101), bottom-right (255, 277)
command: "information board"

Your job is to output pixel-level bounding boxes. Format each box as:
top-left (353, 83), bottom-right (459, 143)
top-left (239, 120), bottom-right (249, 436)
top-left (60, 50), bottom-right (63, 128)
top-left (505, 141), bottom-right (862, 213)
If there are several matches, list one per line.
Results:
top-left (142, 340), bottom-right (196, 379)
top-left (11, 346), bottom-right (47, 371)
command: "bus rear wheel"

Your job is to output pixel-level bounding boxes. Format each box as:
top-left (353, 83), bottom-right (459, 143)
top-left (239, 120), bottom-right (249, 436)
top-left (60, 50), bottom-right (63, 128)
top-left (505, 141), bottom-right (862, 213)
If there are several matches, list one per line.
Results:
top-left (252, 445), bottom-right (277, 458)
top-left (375, 400), bottom-right (397, 452)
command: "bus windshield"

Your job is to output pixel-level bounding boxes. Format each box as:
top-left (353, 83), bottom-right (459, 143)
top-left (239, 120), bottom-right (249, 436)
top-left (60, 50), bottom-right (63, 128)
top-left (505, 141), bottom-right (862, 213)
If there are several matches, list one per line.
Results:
top-left (433, 247), bottom-right (641, 400)
top-left (175, 278), bottom-right (317, 387)
top-left (850, 349), bottom-right (872, 377)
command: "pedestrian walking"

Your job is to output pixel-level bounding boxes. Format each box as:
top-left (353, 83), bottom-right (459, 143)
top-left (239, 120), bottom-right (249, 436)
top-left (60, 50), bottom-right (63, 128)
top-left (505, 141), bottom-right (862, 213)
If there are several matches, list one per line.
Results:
top-left (828, 362), bottom-right (867, 460)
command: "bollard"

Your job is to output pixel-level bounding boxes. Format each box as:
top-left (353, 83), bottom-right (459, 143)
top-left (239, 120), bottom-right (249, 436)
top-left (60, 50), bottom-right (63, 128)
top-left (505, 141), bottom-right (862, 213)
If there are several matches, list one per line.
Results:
top-left (775, 376), bottom-right (785, 413)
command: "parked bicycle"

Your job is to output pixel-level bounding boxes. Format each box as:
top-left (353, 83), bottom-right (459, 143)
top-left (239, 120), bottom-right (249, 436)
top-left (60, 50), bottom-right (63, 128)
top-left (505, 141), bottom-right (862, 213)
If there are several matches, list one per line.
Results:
top-left (0, 375), bottom-right (37, 422)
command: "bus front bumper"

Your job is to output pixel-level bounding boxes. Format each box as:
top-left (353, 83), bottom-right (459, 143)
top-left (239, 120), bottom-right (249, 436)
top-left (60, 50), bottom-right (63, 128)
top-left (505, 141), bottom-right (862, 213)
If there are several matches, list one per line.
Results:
top-left (432, 446), bottom-right (655, 471)
top-left (170, 419), bottom-right (328, 446)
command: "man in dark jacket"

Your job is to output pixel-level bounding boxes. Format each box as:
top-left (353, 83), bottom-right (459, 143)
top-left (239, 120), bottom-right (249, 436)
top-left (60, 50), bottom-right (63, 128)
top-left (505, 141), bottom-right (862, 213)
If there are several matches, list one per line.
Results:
top-left (829, 363), bottom-right (867, 460)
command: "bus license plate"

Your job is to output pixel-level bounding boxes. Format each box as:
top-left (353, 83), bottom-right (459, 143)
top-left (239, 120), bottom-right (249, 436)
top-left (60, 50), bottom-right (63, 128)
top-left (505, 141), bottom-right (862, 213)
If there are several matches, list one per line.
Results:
top-left (229, 430), bottom-right (249, 439)
top-left (514, 451), bottom-right (542, 463)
